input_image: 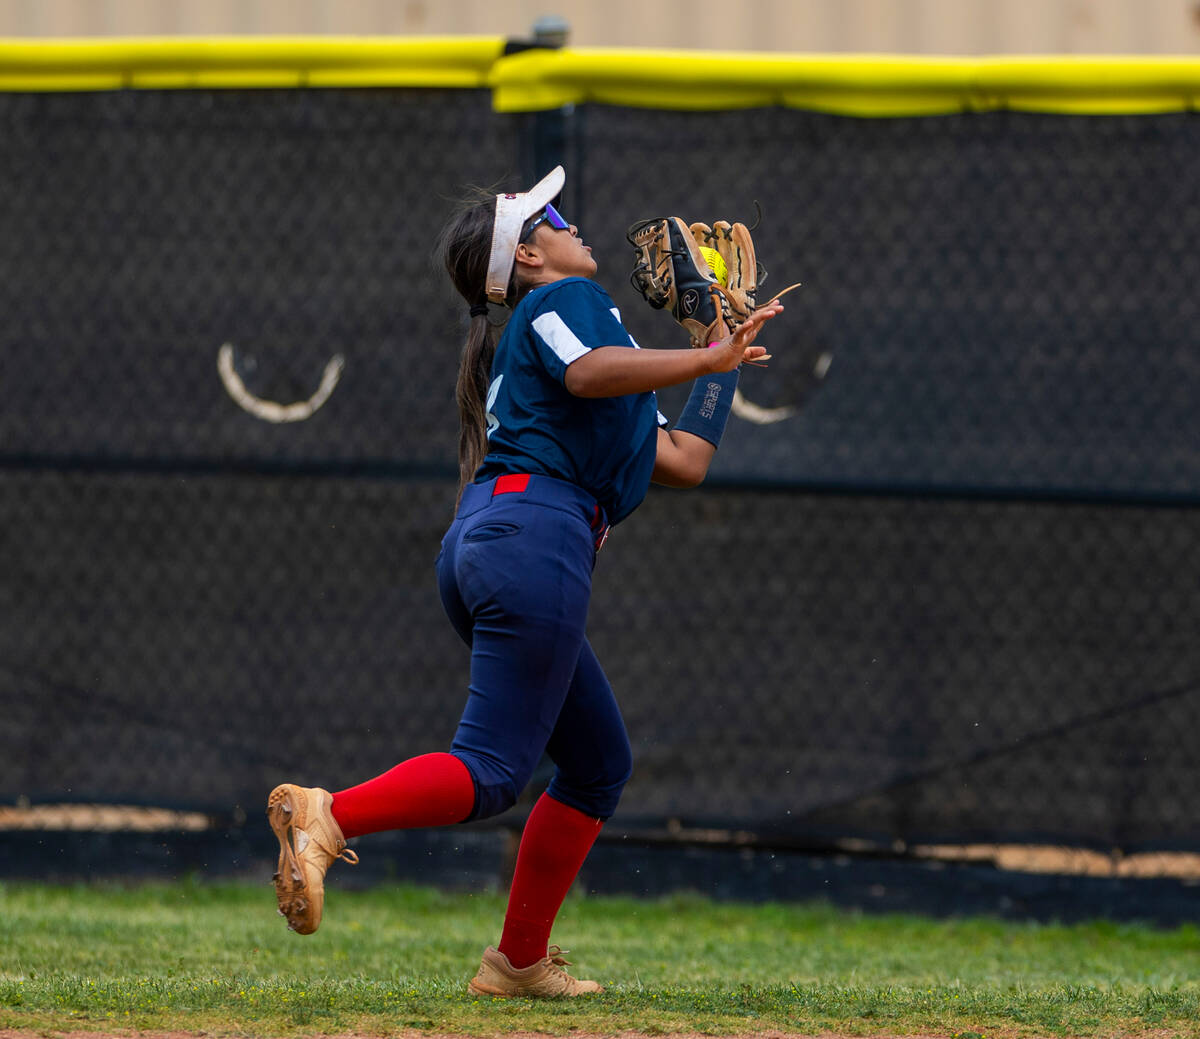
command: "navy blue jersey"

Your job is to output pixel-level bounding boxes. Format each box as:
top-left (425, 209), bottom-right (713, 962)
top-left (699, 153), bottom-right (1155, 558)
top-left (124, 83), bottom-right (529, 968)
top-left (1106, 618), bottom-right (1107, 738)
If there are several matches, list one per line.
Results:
top-left (475, 277), bottom-right (666, 524)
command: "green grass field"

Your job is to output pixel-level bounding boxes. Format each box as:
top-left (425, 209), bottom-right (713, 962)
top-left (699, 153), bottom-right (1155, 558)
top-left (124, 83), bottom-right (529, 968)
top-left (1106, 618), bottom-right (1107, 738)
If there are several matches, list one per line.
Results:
top-left (1, 879), bottom-right (1198, 1037)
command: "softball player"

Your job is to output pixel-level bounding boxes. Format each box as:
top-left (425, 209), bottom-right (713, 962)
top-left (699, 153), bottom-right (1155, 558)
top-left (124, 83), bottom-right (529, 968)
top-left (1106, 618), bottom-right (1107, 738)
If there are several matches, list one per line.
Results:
top-left (268, 166), bottom-right (781, 998)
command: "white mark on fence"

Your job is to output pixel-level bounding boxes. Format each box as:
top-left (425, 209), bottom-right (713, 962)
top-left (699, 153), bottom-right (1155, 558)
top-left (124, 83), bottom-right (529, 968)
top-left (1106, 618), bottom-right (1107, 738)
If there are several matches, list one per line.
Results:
top-left (217, 343), bottom-right (344, 423)
top-left (730, 350), bottom-right (833, 426)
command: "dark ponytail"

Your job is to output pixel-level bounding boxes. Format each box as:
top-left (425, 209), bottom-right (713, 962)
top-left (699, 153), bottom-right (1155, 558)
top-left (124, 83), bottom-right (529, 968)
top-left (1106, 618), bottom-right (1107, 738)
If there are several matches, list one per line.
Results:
top-left (454, 310), bottom-right (499, 502)
top-left (438, 191), bottom-right (517, 506)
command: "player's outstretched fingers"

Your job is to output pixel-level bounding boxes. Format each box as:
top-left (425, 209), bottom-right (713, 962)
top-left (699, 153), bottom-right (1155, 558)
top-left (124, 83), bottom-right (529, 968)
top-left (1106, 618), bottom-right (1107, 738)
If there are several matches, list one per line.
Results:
top-left (735, 304), bottom-right (782, 347)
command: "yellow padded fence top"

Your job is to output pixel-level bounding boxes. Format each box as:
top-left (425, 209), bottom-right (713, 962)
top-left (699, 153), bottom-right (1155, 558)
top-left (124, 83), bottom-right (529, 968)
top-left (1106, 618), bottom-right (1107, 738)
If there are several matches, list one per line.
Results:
top-left (0, 36), bottom-right (506, 91)
top-left (492, 49), bottom-right (1200, 115)
top-left (1, 37), bottom-right (1199, 115)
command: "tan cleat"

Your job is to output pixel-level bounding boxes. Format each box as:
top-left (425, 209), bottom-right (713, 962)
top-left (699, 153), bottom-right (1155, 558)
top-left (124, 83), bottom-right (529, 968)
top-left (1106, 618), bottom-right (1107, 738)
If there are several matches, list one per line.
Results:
top-left (467, 945), bottom-right (603, 998)
top-left (267, 783), bottom-right (358, 935)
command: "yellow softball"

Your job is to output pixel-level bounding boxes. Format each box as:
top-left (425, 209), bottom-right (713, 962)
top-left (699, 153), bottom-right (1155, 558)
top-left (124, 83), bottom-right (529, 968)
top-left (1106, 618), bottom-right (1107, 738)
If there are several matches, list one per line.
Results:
top-left (699, 246), bottom-right (728, 286)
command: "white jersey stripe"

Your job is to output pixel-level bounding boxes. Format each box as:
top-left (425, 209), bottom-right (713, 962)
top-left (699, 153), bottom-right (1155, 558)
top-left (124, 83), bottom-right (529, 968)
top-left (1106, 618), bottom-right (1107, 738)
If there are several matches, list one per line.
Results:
top-left (533, 311), bottom-right (591, 366)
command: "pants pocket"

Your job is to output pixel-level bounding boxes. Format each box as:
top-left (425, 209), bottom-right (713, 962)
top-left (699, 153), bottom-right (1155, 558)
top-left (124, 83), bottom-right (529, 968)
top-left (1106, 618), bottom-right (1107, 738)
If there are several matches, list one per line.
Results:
top-left (463, 520), bottom-right (523, 542)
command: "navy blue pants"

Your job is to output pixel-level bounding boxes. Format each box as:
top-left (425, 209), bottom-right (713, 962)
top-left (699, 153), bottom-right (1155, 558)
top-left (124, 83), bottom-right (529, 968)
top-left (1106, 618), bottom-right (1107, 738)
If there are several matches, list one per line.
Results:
top-left (435, 474), bottom-right (633, 821)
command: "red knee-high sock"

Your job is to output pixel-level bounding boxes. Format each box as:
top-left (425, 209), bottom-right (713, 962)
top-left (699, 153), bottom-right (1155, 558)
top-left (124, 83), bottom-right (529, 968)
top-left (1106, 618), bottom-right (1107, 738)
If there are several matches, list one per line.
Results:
top-left (498, 793), bottom-right (603, 969)
top-left (330, 753), bottom-right (476, 840)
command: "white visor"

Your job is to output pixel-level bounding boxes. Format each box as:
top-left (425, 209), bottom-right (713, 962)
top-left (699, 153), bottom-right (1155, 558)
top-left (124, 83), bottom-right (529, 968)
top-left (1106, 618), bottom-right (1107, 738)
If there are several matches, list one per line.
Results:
top-left (485, 165), bottom-right (566, 304)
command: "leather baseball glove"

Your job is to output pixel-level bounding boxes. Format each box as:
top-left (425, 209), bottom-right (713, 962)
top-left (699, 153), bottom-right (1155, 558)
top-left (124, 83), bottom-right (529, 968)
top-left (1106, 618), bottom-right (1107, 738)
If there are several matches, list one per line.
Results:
top-left (628, 212), bottom-right (800, 348)
top-left (627, 216), bottom-right (733, 349)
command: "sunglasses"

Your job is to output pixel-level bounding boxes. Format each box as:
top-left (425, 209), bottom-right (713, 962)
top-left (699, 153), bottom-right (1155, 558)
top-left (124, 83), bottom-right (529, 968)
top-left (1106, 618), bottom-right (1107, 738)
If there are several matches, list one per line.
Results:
top-left (520, 202), bottom-right (570, 241)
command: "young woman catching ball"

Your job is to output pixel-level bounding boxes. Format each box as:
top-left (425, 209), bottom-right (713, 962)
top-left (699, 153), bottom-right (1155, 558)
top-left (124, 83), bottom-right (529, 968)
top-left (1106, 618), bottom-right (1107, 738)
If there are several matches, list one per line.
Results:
top-left (267, 166), bottom-right (782, 998)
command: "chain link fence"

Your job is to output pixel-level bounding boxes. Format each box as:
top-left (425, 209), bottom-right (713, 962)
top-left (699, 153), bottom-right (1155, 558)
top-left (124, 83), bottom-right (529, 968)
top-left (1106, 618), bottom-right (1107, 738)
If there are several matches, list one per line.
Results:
top-left (2, 87), bottom-right (1198, 856)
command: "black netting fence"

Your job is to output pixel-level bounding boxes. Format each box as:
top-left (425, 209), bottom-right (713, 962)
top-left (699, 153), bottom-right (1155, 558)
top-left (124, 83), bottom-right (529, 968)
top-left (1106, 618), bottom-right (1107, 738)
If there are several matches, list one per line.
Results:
top-left (2, 87), bottom-right (1199, 854)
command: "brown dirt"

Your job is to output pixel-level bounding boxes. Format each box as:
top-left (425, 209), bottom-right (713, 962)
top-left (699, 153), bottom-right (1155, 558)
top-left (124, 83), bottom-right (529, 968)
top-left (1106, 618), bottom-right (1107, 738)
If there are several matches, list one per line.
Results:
top-left (6, 805), bottom-right (1200, 881)
top-left (5, 804), bottom-right (1200, 881)
top-left (0, 805), bottom-right (210, 832)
